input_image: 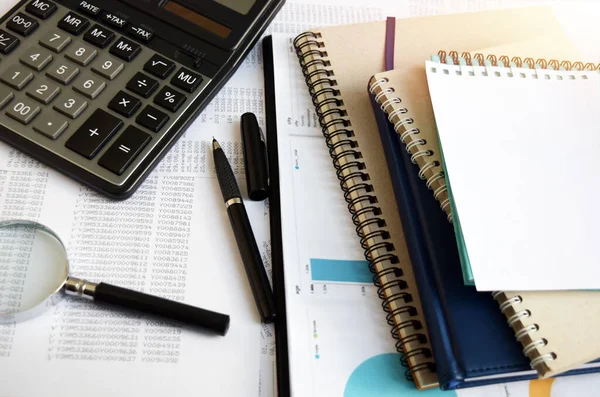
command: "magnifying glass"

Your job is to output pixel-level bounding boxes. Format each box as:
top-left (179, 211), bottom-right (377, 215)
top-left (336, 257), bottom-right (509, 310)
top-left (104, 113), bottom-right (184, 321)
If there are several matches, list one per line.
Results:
top-left (0, 220), bottom-right (230, 336)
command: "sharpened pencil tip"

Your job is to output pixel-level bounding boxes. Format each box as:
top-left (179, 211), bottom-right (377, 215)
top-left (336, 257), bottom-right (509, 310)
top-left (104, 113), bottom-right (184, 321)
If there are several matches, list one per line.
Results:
top-left (212, 138), bottom-right (221, 151)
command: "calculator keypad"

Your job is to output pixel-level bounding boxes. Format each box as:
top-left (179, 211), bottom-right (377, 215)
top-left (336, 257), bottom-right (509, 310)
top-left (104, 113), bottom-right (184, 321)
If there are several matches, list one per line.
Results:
top-left (20, 46), bottom-right (53, 71)
top-left (109, 37), bottom-right (140, 61)
top-left (144, 54), bottom-right (175, 79)
top-left (108, 90), bottom-right (141, 118)
top-left (83, 24), bottom-right (115, 48)
top-left (64, 41), bottom-right (97, 65)
top-left (27, 77), bottom-right (60, 104)
top-left (72, 73), bottom-right (106, 99)
top-left (0, 86), bottom-right (14, 108)
top-left (91, 55), bottom-right (122, 80)
top-left (154, 86), bottom-right (186, 112)
top-left (66, 109), bottom-right (123, 158)
top-left (136, 105), bottom-right (168, 132)
top-left (39, 30), bottom-right (70, 52)
top-left (126, 72), bottom-right (158, 98)
top-left (0, 30), bottom-right (20, 54)
top-left (7, 12), bottom-right (39, 36)
top-left (58, 11), bottom-right (89, 35)
top-left (53, 92), bottom-right (88, 118)
top-left (0, 0), bottom-right (209, 183)
top-left (171, 68), bottom-right (202, 93)
top-left (98, 126), bottom-right (150, 175)
top-left (32, 112), bottom-right (68, 139)
top-left (25, 1), bottom-right (57, 20)
top-left (46, 60), bottom-right (79, 84)
top-left (7, 97), bottom-right (40, 124)
top-left (1, 65), bottom-right (33, 90)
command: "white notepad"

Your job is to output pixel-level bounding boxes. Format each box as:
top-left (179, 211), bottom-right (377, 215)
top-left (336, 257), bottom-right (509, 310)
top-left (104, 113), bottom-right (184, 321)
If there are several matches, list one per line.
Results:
top-left (426, 59), bottom-right (600, 291)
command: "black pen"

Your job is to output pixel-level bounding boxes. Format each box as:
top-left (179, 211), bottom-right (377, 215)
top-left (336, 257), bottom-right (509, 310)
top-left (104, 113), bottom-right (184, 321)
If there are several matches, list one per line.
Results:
top-left (212, 138), bottom-right (276, 323)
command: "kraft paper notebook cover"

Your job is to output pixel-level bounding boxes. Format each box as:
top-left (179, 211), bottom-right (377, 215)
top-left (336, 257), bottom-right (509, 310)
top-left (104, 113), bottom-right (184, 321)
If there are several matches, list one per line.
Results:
top-left (294, 19), bottom-right (437, 390)
top-left (291, 6), bottom-right (570, 390)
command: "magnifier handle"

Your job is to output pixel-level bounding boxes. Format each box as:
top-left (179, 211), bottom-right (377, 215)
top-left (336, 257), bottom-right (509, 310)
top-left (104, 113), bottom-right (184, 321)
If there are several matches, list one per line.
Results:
top-left (94, 283), bottom-right (230, 336)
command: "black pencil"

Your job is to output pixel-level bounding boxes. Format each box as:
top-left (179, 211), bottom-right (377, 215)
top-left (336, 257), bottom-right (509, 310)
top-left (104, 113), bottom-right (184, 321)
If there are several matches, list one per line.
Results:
top-left (212, 138), bottom-right (276, 323)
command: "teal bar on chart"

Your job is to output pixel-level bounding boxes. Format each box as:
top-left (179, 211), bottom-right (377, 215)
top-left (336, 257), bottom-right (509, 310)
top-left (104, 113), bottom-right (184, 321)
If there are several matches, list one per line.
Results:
top-left (310, 258), bottom-right (372, 283)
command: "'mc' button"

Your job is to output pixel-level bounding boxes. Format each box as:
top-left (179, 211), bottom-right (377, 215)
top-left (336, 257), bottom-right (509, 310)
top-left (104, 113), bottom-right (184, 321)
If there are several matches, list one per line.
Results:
top-left (170, 68), bottom-right (202, 93)
top-left (26, 0), bottom-right (57, 19)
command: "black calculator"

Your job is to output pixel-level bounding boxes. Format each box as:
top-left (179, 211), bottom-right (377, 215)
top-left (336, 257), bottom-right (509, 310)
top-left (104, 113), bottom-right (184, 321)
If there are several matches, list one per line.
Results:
top-left (0, 0), bottom-right (284, 199)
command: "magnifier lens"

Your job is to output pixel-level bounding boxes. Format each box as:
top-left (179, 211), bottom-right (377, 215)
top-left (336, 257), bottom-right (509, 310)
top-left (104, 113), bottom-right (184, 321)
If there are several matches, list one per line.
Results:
top-left (0, 223), bottom-right (68, 317)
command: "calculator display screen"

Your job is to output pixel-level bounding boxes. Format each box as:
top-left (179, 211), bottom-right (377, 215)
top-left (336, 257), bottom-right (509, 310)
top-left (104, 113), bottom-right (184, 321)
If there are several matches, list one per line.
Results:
top-left (164, 1), bottom-right (233, 38)
top-left (213, 0), bottom-right (255, 15)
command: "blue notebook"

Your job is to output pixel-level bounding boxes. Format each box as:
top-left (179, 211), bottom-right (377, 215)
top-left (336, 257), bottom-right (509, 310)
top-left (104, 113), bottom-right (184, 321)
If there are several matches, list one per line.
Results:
top-left (367, 77), bottom-right (600, 389)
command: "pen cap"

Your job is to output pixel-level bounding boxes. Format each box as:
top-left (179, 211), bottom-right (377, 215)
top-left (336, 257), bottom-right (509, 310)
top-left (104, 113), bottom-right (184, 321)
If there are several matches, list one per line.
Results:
top-left (241, 112), bottom-right (269, 201)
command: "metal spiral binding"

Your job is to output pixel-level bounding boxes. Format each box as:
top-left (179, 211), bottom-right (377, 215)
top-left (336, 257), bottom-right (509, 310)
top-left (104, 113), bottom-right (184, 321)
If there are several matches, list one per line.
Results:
top-left (368, 77), bottom-right (451, 222)
top-left (293, 31), bottom-right (436, 381)
top-left (438, 50), bottom-right (600, 71)
top-left (492, 291), bottom-right (557, 372)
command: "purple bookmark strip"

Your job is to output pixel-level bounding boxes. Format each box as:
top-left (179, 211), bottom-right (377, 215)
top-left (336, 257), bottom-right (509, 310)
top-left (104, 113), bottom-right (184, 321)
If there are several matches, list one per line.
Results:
top-left (385, 16), bottom-right (396, 71)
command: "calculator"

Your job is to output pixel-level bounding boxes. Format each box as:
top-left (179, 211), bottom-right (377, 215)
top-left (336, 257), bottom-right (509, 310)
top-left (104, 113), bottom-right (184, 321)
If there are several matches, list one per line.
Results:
top-left (0, 0), bottom-right (284, 199)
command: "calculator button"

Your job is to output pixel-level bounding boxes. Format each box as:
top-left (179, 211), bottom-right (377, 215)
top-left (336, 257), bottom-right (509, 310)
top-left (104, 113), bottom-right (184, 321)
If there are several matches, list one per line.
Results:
top-left (126, 73), bottom-right (158, 98)
top-left (99, 126), bottom-right (150, 175)
top-left (53, 93), bottom-right (87, 119)
top-left (1, 66), bottom-right (33, 90)
top-left (102, 12), bottom-right (128, 29)
top-left (32, 112), bottom-right (68, 139)
top-left (0, 30), bottom-right (20, 54)
top-left (26, 0), bottom-right (57, 19)
top-left (0, 86), bottom-right (14, 109)
top-left (27, 78), bottom-right (60, 104)
top-left (39, 30), bottom-right (70, 53)
top-left (84, 24), bottom-right (115, 49)
top-left (47, 61), bottom-right (79, 84)
top-left (144, 55), bottom-right (175, 79)
top-left (20, 46), bottom-right (53, 71)
top-left (58, 12), bottom-right (89, 36)
top-left (65, 41), bottom-right (97, 66)
top-left (154, 86), bottom-right (186, 112)
top-left (108, 90), bottom-right (141, 118)
top-left (171, 68), bottom-right (203, 93)
top-left (78, 1), bottom-right (101, 17)
top-left (128, 24), bottom-right (153, 43)
top-left (72, 73), bottom-right (106, 99)
top-left (6, 98), bottom-right (40, 125)
top-left (7, 13), bottom-right (39, 37)
top-left (109, 37), bottom-right (140, 61)
top-left (66, 109), bottom-right (123, 159)
top-left (136, 105), bottom-right (168, 132)
top-left (90, 57), bottom-right (121, 82)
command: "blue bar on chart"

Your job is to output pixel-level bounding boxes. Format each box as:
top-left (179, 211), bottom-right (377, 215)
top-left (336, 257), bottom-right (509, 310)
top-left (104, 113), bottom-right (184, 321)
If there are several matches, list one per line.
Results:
top-left (310, 258), bottom-right (372, 284)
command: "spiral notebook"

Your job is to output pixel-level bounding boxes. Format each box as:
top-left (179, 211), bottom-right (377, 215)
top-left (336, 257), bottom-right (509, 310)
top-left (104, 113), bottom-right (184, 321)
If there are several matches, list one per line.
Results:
top-left (424, 52), bottom-right (600, 375)
top-left (290, 21), bottom-right (438, 391)
top-left (367, 58), bottom-right (600, 389)
top-left (288, 5), bottom-right (572, 390)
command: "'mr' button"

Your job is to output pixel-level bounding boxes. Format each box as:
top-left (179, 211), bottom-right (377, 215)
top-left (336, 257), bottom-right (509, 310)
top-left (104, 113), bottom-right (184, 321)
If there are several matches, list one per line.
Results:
top-left (58, 11), bottom-right (90, 35)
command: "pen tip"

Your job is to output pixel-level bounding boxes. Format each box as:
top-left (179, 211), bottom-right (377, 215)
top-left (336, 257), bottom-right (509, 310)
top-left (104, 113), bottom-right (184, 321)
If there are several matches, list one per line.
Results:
top-left (212, 138), bottom-right (221, 151)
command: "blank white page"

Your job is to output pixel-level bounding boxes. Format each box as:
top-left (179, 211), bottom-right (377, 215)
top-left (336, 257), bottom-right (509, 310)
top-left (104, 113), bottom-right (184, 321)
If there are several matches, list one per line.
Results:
top-left (426, 60), bottom-right (600, 291)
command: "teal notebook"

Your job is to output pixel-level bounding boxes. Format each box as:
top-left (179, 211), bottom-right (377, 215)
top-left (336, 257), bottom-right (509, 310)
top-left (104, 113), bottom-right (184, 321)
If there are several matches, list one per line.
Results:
top-left (439, 142), bottom-right (474, 286)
